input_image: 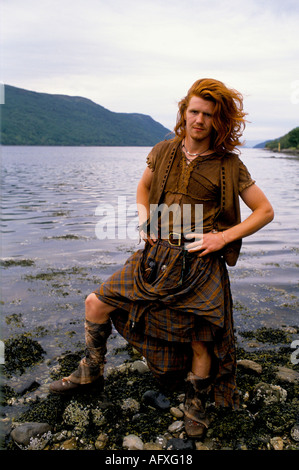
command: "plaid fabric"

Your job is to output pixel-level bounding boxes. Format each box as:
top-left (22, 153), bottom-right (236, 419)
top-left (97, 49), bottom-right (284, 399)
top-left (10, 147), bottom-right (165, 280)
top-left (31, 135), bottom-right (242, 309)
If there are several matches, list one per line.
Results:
top-left (94, 240), bottom-right (239, 408)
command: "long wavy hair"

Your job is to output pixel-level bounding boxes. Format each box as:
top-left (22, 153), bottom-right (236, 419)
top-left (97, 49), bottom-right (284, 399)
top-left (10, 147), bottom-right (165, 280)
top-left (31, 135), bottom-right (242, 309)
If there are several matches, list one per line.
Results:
top-left (174, 78), bottom-right (247, 154)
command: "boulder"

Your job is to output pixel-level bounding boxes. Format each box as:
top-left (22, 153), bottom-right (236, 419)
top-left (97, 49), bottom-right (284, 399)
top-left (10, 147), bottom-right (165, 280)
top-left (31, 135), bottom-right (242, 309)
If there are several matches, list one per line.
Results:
top-left (11, 422), bottom-right (52, 448)
top-left (237, 359), bottom-right (262, 375)
top-left (275, 366), bottom-right (299, 383)
top-left (123, 434), bottom-right (144, 450)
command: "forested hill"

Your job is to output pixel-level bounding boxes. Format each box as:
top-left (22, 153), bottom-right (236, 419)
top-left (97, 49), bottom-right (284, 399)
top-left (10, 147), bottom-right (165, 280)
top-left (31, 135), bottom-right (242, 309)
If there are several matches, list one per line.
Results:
top-left (1, 85), bottom-right (171, 146)
top-left (255, 127), bottom-right (299, 152)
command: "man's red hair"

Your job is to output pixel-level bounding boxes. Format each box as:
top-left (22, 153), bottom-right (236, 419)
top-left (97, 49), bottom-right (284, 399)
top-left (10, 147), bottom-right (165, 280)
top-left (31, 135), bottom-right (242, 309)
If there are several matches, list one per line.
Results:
top-left (174, 78), bottom-right (247, 154)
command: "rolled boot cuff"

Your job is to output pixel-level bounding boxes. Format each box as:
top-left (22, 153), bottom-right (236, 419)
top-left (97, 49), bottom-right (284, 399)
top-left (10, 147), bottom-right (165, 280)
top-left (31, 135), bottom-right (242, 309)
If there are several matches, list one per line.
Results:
top-left (186, 371), bottom-right (212, 393)
top-left (67, 358), bottom-right (103, 384)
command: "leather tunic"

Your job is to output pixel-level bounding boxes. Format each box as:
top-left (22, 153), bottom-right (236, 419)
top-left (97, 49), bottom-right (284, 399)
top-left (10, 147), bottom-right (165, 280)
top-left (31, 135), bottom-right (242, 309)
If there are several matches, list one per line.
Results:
top-left (146, 138), bottom-right (255, 266)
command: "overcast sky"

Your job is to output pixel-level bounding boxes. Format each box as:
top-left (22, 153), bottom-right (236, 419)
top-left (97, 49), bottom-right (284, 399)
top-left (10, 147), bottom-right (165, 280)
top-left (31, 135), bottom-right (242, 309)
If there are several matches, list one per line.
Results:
top-left (2, 0), bottom-right (299, 142)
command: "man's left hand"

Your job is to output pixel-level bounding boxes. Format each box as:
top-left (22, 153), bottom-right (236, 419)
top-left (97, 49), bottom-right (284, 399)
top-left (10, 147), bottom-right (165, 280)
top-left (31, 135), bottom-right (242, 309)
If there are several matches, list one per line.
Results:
top-left (185, 231), bottom-right (226, 256)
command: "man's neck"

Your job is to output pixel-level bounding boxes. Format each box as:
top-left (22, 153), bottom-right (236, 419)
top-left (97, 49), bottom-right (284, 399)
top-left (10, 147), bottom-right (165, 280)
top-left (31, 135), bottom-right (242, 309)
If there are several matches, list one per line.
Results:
top-left (184, 136), bottom-right (212, 155)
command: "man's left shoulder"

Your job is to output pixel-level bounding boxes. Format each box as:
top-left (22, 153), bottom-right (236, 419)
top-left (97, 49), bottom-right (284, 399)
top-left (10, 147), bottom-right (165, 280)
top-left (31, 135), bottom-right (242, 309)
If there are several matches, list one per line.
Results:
top-left (221, 151), bottom-right (242, 167)
top-left (222, 150), bottom-right (240, 160)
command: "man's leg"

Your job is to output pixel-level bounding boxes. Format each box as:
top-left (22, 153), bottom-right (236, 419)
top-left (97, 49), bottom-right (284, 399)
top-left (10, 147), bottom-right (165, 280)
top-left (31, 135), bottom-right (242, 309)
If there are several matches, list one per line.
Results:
top-left (85, 293), bottom-right (114, 324)
top-left (191, 341), bottom-right (211, 378)
top-left (184, 341), bottom-right (213, 438)
top-left (49, 294), bottom-right (115, 394)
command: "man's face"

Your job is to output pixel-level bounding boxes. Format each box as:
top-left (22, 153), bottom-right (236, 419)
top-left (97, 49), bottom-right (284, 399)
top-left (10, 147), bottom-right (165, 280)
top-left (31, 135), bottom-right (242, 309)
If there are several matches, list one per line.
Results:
top-left (184, 96), bottom-right (215, 144)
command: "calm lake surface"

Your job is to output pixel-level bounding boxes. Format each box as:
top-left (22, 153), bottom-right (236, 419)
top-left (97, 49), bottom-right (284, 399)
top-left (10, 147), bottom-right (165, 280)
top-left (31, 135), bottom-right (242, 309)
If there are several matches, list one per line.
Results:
top-left (1, 146), bottom-right (298, 400)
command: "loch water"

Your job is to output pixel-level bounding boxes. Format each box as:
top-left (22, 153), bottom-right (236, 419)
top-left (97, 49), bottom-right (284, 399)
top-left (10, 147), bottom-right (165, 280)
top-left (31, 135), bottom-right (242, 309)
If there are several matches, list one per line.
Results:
top-left (1, 146), bottom-right (298, 391)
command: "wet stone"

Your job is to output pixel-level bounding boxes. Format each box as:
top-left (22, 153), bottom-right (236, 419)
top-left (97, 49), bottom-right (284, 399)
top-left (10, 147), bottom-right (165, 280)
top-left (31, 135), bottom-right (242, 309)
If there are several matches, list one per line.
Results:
top-left (237, 359), bottom-right (262, 375)
top-left (195, 442), bottom-right (210, 450)
top-left (60, 437), bottom-right (78, 450)
top-left (144, 442), bottom-right (163, 450)
top-left (166, 438), bottom-right (195, 450)
top-left (142, 390), bottom-right (171, 410)
top-left (168, 420), bottom-right (184, 433)
top-left (14, 379), bottom-right (41, 396)
top-left (253, 382), bottom-right (287, 406)
top-left (121, 397), bottom-right (140, 414)
top-left (11, 422), bottom-right (52, 448)
top-left (123, 434), bottom-right (144, 450)
top-left (275, 366), bottom-right (299, 384)
top-left (170, 406), bottom-right (184, 418)
top-left (95, 432), bottom-right (108, 450)
top-left (291, 423), bottom-right (299, 442)
top-left (270, 436), bottom-right (284, 450)
top-left (129, 360), bottom-right (149, 374)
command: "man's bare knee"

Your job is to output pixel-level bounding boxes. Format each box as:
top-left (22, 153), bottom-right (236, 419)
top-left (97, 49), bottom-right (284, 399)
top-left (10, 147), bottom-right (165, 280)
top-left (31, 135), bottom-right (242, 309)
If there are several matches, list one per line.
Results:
top-left (85, 293), bottom-right (114, 323)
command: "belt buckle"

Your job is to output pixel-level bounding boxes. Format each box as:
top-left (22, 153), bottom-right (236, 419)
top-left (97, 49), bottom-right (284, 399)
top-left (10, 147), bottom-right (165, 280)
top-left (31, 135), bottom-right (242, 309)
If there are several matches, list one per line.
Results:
top-left (168, 232), bottom-right (181, 246)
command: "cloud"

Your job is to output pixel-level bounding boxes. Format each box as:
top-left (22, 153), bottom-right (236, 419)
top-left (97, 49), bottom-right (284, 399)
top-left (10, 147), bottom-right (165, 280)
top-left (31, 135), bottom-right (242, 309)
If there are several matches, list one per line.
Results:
top-left (2, 0), bottom-right (299, 140)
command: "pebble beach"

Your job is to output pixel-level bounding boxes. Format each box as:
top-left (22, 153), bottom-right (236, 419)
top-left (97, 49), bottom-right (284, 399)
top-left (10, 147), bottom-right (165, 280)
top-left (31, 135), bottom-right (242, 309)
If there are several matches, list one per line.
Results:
top-left (2, 326), bottom-right (299, 452)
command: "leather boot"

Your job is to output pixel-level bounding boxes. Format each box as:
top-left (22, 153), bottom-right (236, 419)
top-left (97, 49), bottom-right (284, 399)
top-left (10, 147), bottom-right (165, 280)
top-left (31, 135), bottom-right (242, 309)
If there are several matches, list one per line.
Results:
top-left (183, 371), bottom-right (212, 438)
top-left (49, 319), bottom-right (112, 394)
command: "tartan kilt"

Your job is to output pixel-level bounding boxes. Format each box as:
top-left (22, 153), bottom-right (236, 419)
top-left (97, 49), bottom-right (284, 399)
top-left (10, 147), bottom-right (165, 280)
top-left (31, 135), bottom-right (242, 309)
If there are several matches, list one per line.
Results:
top-left (94, 240), bottom-right (239, 408)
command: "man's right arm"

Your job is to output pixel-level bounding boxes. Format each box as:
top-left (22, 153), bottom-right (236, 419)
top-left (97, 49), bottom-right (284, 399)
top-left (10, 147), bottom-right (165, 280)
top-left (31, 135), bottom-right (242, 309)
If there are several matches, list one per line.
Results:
top-left (136, 167), bottom-right (156, 244)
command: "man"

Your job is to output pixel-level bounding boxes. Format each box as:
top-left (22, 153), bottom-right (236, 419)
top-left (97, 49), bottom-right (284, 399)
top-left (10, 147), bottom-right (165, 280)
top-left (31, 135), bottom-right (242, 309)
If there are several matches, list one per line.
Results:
top-left (50, 78), bottom-right (274, 438)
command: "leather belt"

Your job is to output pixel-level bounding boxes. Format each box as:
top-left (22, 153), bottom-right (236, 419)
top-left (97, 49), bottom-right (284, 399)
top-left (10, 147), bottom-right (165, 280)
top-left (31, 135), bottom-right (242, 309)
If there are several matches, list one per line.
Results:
top-left (160, 232), bottom-right (192, 247)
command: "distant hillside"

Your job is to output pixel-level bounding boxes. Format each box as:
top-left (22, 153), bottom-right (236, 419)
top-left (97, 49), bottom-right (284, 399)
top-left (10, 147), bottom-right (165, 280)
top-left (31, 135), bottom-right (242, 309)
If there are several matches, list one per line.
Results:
top-left (253, 140), bottom-right (271, 149)
top-left (263, 127), bottom-right (299, 152)
top-left (0, 85), bottom-right (171, 146)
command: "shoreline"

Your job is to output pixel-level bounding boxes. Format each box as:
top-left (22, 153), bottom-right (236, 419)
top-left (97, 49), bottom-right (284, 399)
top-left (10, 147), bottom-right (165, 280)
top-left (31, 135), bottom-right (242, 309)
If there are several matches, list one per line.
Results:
top-left (2, 326), bottom-right (299, 451)
top-left (263, 147), bottom-right (299, 157)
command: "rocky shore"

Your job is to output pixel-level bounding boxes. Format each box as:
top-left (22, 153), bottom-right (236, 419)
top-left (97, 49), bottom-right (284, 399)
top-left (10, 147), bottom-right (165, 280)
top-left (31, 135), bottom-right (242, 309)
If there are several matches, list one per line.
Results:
top-left (265, 148), bottom-right (299, 157)
top-left (1, 326), bottom-right (299, 452)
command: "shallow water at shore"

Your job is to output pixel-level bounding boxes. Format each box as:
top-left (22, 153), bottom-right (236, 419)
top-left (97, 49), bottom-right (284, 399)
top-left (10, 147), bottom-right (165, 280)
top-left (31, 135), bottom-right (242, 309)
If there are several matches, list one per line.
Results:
top-left (1, 146), bottom-right (298, 427)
